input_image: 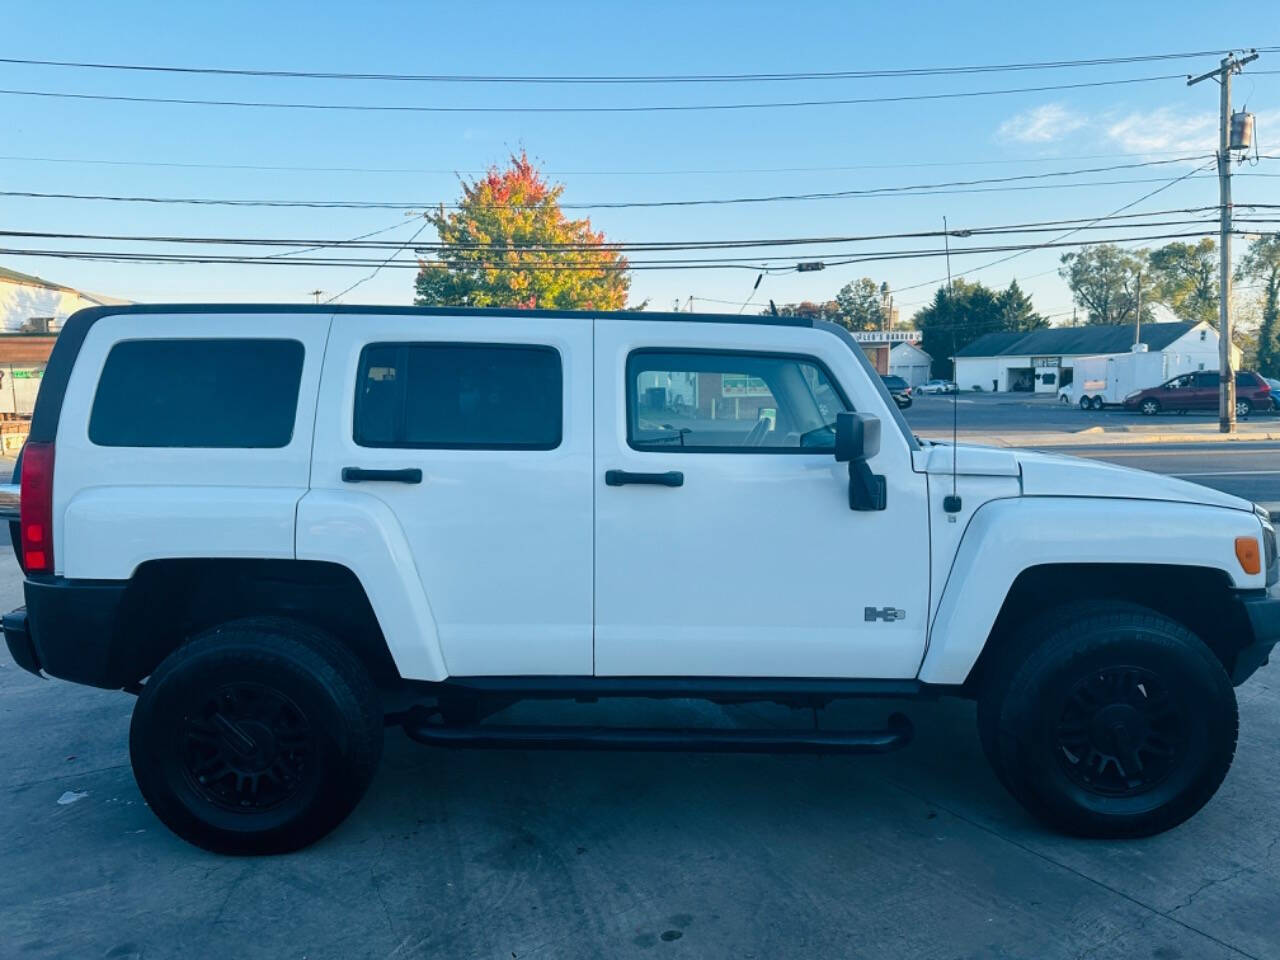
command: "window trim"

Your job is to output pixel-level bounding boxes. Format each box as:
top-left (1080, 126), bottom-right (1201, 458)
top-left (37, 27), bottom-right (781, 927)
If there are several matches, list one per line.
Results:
top-left (88, 336), bottom-right (305, 449)
top-left (353, 341), bottom-right (564, 451)
top-left (625, 347), bottom-right (851, 455)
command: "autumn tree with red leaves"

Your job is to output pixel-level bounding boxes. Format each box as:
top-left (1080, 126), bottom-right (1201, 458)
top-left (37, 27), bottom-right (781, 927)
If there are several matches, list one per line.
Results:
top-left (415, 152), bottom-right (631, 310)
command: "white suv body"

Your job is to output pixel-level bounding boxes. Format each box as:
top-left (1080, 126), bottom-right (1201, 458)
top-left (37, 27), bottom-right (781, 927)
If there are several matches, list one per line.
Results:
top-left (5, 304), bottom-right (1277, 853)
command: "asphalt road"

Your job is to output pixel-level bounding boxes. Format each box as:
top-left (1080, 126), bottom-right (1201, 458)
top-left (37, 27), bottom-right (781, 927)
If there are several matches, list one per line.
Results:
top-left (1055, 442), bottom-right (1280, 505)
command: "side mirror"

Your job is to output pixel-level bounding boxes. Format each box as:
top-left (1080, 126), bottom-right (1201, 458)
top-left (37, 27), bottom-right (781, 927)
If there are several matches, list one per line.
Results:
top-left (834, 412), bottom-right (886, 511)
top-left (834, 412), bottom-right (881, 463)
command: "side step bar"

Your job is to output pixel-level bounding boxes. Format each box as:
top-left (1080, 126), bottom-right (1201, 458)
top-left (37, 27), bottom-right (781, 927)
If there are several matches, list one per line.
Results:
top-left (400, 707), bottom-right (913, 755)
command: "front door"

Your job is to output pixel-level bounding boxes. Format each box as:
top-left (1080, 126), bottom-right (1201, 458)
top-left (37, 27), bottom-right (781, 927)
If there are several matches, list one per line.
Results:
top-left (593, 319), bottom-right (930, 678)
top-left (312, 313), bottom-right (594, 676)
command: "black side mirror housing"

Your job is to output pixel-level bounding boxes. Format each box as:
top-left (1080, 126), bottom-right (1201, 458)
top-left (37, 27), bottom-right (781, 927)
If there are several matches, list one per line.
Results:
top-left (834, 412), bottom-right (886, 511)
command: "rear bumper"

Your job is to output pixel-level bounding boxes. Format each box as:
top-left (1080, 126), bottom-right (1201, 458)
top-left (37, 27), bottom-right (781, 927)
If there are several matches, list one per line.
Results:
top-left (1234, 588), bottom-right (1280, 685)
top-left (2, 578), bottom-right (129, 687)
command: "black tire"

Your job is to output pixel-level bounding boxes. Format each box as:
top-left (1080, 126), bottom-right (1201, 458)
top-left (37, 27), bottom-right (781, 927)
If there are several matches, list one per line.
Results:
top-left (977, 603), bottom-right (1237, 838)
top-left (1140, 398), bottom-right (1160, 416)
top-left (1090, 396), bottom-right (1104, 411)
top-left (1236, 398), bottom-right (1252, 418)
top-left (1078, 397), bottom-right (1091, 410)
top-left (130, 618), bottom-right (383, 855)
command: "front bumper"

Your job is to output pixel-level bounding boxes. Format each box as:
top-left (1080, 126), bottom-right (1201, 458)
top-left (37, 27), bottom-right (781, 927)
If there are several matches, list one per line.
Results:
top-left (1234, 588), bottom-right (1280, 685)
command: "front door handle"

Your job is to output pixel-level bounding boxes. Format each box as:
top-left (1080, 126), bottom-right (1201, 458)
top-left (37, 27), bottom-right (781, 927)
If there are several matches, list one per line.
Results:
top-left (342, 467), bottom-right (423, 484)
top-left (605, 469), bottom-right (684, 487)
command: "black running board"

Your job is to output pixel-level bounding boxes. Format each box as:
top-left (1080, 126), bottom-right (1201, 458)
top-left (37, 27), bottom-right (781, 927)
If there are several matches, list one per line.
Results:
top-left (401, 708), bottom-right (913, 755)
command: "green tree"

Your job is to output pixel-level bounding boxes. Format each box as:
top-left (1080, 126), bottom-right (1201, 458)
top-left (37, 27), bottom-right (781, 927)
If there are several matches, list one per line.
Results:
top-left (995, 278), bottom-right (1047, 332)
top-left (1059, 244), bottom-right (1154, 325)
top-left (833, 278), bottom-right (886, 331)
top-left (1148, 238), bottom-right (1218, 326)
top-left (914, 279), bottom-right (1003, 378)
top-left (1238, 235), bottom-right (1280, 378)
top-left (414, 152), bottom-right (631, 310)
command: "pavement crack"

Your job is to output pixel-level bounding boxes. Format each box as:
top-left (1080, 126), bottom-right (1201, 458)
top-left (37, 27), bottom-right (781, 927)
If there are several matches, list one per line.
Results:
top-left (370, 836), bottom-right (395, 939)
top-left (1167, 864), bottom-right (1254, 914)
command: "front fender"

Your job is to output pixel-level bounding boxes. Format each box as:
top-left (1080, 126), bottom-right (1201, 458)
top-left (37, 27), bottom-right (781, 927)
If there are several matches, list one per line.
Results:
top-left (917, 496), bottom-right (1265, 685)
top-left (295, 489), bottom-right (447, 681)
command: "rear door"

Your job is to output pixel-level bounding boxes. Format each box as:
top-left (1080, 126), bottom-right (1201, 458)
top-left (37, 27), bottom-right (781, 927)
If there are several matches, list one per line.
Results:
top-left (310, 313), bottom-right (594, 676)
top-left (1191, 371), bottom-right (1220, 410)
top-left (592, 319), bottom-right (930, 678)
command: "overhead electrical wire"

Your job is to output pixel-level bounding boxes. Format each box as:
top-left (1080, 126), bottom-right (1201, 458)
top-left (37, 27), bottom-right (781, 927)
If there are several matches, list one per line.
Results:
top-left (0, 155), bottom-right (1248, 212)
top-left (0, 49), bottom-right (1262, 83)
top-left (0, 72), bottom-right (1195, 114)
top-left (1, 211), bottom-right (1264, 254)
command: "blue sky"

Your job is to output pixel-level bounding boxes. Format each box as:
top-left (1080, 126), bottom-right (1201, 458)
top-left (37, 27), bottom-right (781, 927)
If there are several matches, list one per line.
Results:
top-left (2, 1), bottom-right (1277, 325)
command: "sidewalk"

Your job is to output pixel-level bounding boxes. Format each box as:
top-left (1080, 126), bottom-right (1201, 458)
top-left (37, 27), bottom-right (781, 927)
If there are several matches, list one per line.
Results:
top-left (919, 420), bottom-right (1280, 448)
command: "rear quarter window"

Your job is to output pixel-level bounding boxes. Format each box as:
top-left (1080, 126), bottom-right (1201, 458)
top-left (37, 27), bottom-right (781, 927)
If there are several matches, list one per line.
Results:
top-left (88, 338), bottom-right (305, 448)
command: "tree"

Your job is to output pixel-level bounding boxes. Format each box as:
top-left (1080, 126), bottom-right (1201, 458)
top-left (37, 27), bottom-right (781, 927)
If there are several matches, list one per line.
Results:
top-left (414, 152), bottom-right (630, 310)
top-left (914, 279), bottom-right (1003, 378)
top-left (1147, 238), bottom-right (1218, 326)
top-left (771, 300), bottom-right (837, 319)
top-left (995, 279), bottom-right (1047, 332)
top-left (833, 278), bottom-right (886, 331)
top-left (1238, 235), bottom-right (1280, 378)
top-left (1059, 244), bottom-right (1155, 325)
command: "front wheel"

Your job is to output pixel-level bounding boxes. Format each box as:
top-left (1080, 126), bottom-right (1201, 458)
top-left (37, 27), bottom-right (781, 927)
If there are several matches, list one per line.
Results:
top-left (1140, 398), bottom-right (1160, 416)
top-left (977, 603), bottom-right (1237, 838)
top-left (129, 618), bottom-right (384, 855)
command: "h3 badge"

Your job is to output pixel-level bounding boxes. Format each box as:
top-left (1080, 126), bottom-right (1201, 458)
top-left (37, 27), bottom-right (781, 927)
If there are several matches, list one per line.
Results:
top-left (864, 606), bottom-right (906, 622)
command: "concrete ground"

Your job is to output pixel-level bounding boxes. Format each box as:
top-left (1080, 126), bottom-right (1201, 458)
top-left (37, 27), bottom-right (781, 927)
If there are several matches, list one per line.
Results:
top-left (1, 546), bottom-right (1278, 960)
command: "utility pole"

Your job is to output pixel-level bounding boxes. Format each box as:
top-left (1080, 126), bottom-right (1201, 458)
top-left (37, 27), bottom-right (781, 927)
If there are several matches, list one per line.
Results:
top-left (1189, 50), bottom-right (1260, 433)
top-left (307, 289), bottom-right (324, 304)
top-left (1133, 270), bottom-right (1142, 347)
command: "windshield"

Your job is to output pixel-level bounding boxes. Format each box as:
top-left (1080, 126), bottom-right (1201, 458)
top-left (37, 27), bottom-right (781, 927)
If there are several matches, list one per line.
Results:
top-left (814, 321), bottom-right (919, 451)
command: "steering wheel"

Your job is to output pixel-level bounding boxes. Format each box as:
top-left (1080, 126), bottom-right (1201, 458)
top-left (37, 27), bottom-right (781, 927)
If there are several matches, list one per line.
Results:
top-left (742, 419), bottom-right (770, 447)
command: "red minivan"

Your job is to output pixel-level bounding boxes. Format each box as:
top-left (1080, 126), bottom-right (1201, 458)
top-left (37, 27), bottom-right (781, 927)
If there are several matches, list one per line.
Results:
top-left (1123, 369), bottom-right (1271, 417)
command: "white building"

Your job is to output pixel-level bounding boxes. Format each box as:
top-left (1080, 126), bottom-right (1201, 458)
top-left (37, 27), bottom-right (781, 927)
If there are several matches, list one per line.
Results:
top-left (0, 266), bottom-right (129, 334)
top-left (888, 341), bottom-right (932, 387)
top-left (952, 321), bottom-right (1239, 394)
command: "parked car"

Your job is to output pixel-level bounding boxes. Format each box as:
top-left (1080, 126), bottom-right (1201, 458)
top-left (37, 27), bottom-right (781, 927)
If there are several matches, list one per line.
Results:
top-left (880, 373), bottom-right (912, 408)
top-left (1123, 370), bottom-right (1271, 417)
top-left (4, 303), bottom-right (1277, 854)
top-left (1265, 377), bottom-right (1280, 411)
top-left (918, 379), bottom-right (957, 395)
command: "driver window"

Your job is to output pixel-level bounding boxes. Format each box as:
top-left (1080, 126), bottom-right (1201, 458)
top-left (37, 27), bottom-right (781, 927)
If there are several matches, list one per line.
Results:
top-left (627, 350), bottom-right (849, 452)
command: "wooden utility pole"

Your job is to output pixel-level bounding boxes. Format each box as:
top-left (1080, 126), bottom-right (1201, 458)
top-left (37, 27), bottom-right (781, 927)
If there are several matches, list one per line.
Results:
top-left (1189, 51), bottom-right (1259, 432)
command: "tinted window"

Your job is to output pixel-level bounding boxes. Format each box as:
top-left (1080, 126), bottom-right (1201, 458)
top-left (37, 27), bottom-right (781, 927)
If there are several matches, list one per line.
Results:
top-left (1198, 372), bottom-right (1221, 388)
top-left (355, 343), bottom-right (562, 449)
top-left (89, 339), bottom-right (304, 448)
top-left (627, 350), bottom-right (848, 452)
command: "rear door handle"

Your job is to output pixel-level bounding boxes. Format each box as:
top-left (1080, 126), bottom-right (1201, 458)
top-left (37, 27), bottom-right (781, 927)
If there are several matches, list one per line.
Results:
top-left (342, 467), bottom-right (423, 484)
top-left (605, 470), bottom-right (684, 487)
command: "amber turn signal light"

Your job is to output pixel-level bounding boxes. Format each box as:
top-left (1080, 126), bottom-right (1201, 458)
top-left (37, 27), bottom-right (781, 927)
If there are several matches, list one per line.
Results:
top-left (1235, 537), bottom-right (1262, 575)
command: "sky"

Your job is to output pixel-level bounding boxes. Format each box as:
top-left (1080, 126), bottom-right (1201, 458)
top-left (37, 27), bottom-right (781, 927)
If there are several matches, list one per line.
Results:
top-left (2, 0), bottom-right (1278, 326)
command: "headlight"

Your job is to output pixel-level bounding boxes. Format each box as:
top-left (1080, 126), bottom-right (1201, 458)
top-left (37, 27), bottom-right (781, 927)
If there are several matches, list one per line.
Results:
top-left (1255, 503), bottom-right (1277, 583)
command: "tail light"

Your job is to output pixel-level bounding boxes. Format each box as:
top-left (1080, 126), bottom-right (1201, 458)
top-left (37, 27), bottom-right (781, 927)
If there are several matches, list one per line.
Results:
top-left (19, 441), bottom-right (54, 574)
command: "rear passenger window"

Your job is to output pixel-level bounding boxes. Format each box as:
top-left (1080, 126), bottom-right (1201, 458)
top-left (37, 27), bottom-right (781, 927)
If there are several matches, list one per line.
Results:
top-left (89, 339), bottom-right (304, 448)
top-left (355, 343), bottom-right (562, 450)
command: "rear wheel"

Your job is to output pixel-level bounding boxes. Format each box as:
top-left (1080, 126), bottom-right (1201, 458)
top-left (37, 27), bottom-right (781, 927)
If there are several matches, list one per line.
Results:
top-left (129, 618), bottom-right (383, 855)
top-left (1090, 396), bottom-right (1104, 411)
top-left (977, 603), bottom-right (1237, 838)
top-left (1140, 398), bottom-right (1160, 416)
top-left (1236, 398), bottom-right (1252, 418)
top-left (1079, 396), bottom-right (1093, 411)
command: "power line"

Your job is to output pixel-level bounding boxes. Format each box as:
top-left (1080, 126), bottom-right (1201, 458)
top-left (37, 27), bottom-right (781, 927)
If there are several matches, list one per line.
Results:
top-left (1, 211), bottom-right (1259, 254)
top-left (0, 147), bottom-right (1224, 177)
top-left (0, 72), bottom-right (1193, 114)
top-left (0, 229), bottom-right (1237, 273)
top-left (322, 218), bottom-right (431, 304)
top-left (1, 155), bottom-right (1248, 212)
top-left (0, 50), bottom-right (1256, 84)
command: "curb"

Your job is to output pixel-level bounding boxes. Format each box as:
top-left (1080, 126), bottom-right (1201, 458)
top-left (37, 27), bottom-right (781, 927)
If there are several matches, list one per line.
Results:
top-left (920, 431), bottom-right (1280, 448)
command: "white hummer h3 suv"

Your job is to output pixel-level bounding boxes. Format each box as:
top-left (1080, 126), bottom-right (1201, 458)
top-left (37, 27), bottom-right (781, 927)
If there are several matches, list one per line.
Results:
top-left (3, 304), bottom-right (1277, 854)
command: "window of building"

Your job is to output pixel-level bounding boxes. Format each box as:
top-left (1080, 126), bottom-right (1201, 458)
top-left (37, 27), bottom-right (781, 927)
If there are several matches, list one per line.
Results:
top-left (89, 338), bottom-right (304, 448)
top-left (355, 343), bottom-right (562, 450)
top-left (627, 350), bottom-right (848, 452)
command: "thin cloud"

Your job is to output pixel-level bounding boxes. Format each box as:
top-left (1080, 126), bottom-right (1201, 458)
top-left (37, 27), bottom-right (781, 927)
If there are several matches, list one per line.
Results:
top-left (1104, 107), bottom-right (1217, 154)
top-left (997, 104), bottom-right (1088, 143)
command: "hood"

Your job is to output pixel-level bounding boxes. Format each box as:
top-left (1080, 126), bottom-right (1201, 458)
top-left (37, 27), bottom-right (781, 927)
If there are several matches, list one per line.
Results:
top-left (919, 443), bottom-right (1252, 512)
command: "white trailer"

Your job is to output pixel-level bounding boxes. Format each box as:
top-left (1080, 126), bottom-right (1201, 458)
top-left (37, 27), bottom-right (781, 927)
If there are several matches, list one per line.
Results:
top-left (1061, 347), bottom-right (1198, 410)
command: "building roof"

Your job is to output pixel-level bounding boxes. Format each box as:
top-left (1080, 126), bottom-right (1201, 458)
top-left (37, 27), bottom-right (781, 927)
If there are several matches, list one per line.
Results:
top-left (0, 265), bottom-right (131, 307)
top-left (954, 322), bottom-right (1198, 359)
